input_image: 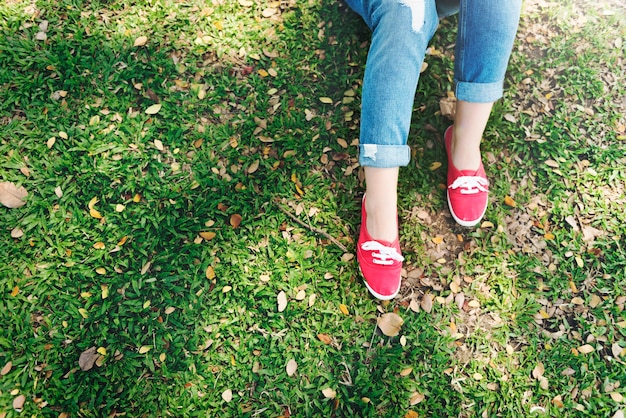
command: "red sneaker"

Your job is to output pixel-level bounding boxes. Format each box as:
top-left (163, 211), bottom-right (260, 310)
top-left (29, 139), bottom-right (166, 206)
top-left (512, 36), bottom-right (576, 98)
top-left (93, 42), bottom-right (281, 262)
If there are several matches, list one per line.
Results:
top-left (357, 196), bottom-right (403, 300)
top-left (445, 126), bottom-right (489, 227)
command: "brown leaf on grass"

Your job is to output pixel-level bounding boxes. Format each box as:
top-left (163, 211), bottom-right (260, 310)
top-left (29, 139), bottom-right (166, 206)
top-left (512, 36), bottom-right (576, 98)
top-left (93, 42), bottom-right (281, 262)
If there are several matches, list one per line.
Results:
top-left (421, 293), bottom-right (433, 313)
top-left (439, 97), bottom-right (456, 119)
top-left (321, 387), bottom-right (336, 399)
top-left (504, 195), bottom-right (517, 207)
top-left (377, 312), bottom-right (404, 337)
top-left (133, 35), bottom-right (148, 47)
top-left (199, 231), bottom-right (216, 240)
top-left (317, 334), bottom-right (332, 345)
top-left (0, 182), bottom-right (28, 208)
top-left (409, 392), bottom-right (425, 405)
top-left (79, 347), bottom-right (99, 371)
top-left (13, 394), bottom-right (25, 411)
top-left (1, 361), bottom-right (12, 376)
top-left (230, 214), bottom-right (242, 228)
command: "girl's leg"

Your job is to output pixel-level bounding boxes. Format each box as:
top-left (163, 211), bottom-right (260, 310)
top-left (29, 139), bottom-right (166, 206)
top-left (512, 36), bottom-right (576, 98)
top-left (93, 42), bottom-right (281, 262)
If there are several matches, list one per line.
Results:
top-left (446, 0), bottom-right (522, 226)
top-left (348, 0), bottom-right (439, 241)
top-left (346, 0), bottom-right (439, 299)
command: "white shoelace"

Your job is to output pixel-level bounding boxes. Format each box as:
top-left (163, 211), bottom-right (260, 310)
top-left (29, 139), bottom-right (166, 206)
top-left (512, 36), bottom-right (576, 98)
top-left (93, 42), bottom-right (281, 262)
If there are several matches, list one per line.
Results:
top-left (448, 176), bottom-right (489, 195)
top-left (361, 241), bottom-right (404, 266)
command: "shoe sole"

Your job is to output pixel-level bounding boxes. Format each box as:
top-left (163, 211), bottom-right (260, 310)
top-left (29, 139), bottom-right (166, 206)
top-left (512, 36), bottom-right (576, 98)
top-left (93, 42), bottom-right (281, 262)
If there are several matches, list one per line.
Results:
top-left (447, 191), bottom-right (488, 228)
top-left (359, 266), bottom-right (400, 300)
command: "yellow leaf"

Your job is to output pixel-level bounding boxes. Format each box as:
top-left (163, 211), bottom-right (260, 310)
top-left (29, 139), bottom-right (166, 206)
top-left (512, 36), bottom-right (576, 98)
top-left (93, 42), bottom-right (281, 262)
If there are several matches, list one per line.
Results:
top-left (339, 304), bottom-right (349, 315)
top-left (405, 411), bottom-right (419, 418)
top-left (138, 345), bottom-right (151, 354)
top-left (47, 137), bottom-right (56, 148)
top-left (81, 292), bottom-right (92, 298)
top-left (480, 221), bottom-right (494, 228)
top-left (90, 208), bottom-right (103, 219)
top-left (198, 231), bottom-right (216, 241)
top-left (133, 193), bottom-right (141, 202)
top-left (544, 232), bottom-right (555, 240)
top-left (504, 195), bottom-right (517, 207)
top-left (93, 242), bottom-right (105, 249)
top-left (101, 284), bottom-right (109, 299)
top-left (205, 266), bottom-right (216, 280)
top-left (145, 103), bottom-right (162, 115)
top-left (258, 69), bottom-right (269, 77)
top-left (399, 367), bottom-right (413, 376)
top-left (164, 307), bottom-right (175, 314)
top-left (95, 267), bottom-right (106, 275)
top-left (431, 235), bottom-right (444, 245)
top-left (115, 204), bottom-right (126, 212)
top-left (319, 97), bottom-right (333, 104)
top-left (97, 347), bottom-right (107, 356)
top-left (429, 161), bottom-right (442, 171)
top-left (538, 309), bottom-right (550, 319)
top-left (159, 353), bottom-right (166, 362)
top-left (133, 35), bottom-right (148, 46)
top-left (78, 308), bottom-right (89, 318)
top-left (10, 286), bottom-right (19, 296)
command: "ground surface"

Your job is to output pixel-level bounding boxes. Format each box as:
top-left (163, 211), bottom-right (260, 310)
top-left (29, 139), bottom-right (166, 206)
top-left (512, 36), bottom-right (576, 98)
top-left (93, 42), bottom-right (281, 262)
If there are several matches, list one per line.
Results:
top-left (0, 0), bottom-right (625, 416)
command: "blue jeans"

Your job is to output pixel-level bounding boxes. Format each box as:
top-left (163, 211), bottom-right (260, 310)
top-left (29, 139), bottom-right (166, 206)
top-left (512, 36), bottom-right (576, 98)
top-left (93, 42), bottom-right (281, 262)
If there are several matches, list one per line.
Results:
top-left (346, 0), bottom-right (522, 168)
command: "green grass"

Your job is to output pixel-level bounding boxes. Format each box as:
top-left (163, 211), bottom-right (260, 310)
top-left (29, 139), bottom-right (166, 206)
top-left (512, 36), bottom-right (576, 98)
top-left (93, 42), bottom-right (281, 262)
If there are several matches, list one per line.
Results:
top-left (1, 0), bottom-right (625, 416)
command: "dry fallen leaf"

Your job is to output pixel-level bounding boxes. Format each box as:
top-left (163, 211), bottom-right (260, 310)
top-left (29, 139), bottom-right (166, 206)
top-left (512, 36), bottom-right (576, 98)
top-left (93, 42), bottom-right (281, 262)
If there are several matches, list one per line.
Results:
top-left (317, 334), bottom-right (332, 345)
top-left (133, 35), bottom-right (148, 46)
top-left (277, 291), bottom-right (287, 312)
top-left (321, 387), bottom-right (336, 399)
top-left (0, 182), bottom-right (28, 208)
top-left (1, 361), bottom-right (12, 376)
top-left (339, 304), bottom-right (349, 315)
top-left (138, 345), bottom-right (151, 354)
top-left (409, 392), bottom-right (425, 405)
top-left (399, 367), bottom-right (413, 376)
top-left (145, 103), bottom-right (162, 115)
top-left (532, 362), bottom-right (545, 379)
top-left (286, 359), bottom-right (297, 376)
top-left (421, 293), bottom-right (433, 313)
top-left (205, 266), bottom-right (216, 280)
top-left (377, 312), bottom-right (404, 337)
top-left (578, 344), bottom-right (595, 354)
top-left (199, 231), bottom-right (216, 240)
top-left (79, 347), bottom-right (99, 371)
top-left (405, 411), bottom-right (419, 418)
top-left (222, 389), bottom-right (233, 402)
top-left (504, 195), bottom-right (517, 207)
top-left (13, 394), bottom-right (25, 411)
top-left (230, 214), bottom-right (242, 228)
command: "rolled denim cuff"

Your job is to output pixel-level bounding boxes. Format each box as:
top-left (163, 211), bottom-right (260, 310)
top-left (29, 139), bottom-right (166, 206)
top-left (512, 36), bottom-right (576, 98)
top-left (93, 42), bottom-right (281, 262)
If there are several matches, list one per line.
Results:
top-left (358, 144), bottom-right (411, 168)
top-left (455, 79), bottom-right (504, 103)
